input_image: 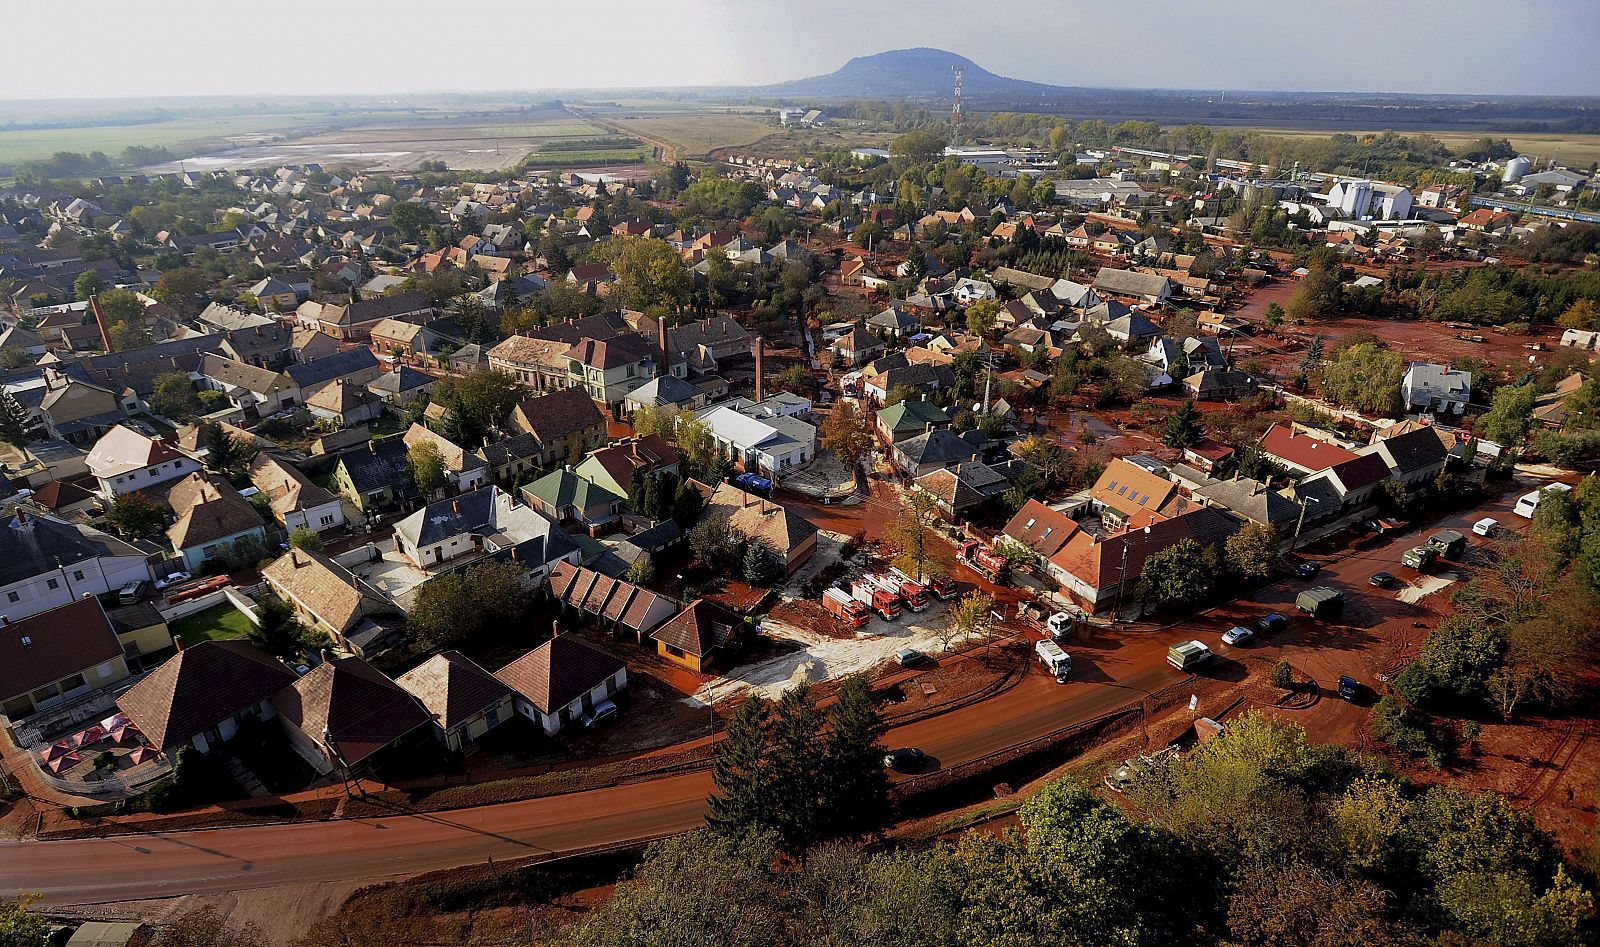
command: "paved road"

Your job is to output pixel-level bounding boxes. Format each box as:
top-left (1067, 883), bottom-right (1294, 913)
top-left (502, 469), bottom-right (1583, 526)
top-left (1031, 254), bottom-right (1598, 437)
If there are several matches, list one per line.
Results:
top-left (0, 490), bottom-right (1525, 905)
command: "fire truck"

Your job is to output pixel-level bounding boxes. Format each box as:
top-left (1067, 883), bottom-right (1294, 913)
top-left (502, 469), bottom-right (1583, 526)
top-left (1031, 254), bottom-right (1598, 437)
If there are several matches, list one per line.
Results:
top-left (958, 539), bottom-right (1009, 583)
top-left (882, 569), bottom-right (931, 612)
top-left (850, 578), bottom-right (902, 621)
top-left (822, 587), bottom-right (870, 628)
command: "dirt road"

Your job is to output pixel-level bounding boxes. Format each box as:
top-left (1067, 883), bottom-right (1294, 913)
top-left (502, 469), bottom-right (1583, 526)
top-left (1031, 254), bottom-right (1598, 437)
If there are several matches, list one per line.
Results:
top-left (0, 490), bottom-right (1528, 906)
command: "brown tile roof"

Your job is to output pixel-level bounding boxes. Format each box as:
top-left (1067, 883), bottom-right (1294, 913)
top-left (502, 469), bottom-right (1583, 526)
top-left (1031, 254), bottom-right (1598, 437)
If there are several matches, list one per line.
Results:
top-left (705, 483), bottom-right (818, 560)
top-left (1258, 423), bottom-right (1357, 472)
top-left (488, 334), bottom-right (571, 367)
top-left (582, 434), bottom-right (676, 489)
top-left (395, 650), bottom-right (510, 732)
top-left (0, 598), bottom-right (124, 702)
top-left (31, 478), bottom-right (97, 511)
top-left (402, 423), bottom-right (486, 474)
top-left (118, 640), bottom-right (297, 750)
top-left (1088, 459), bottom-right (1178, 521)
top-left (545, 560), bottom-right (677, 636)
top-left (563, 333), bottom-right (652, 370)
top-left (270, 656), bottom-right (431, 766)
top-left (650, 599), bottom-right (741, 658)
top-left (248, 453), bottom-right (336, 518)
top-left (165, 473), bottom-right (264, 551)
top-left (512, 387), bottom-right (605, 444)
top-left (261, 548), bottom-right (383, 637)
top-left (1050, 507), bottom-right (1241, 592)
top-left (1002, 498), bottom-right (1079, 559)
top-left (494, 635), bottom-right (625, 716)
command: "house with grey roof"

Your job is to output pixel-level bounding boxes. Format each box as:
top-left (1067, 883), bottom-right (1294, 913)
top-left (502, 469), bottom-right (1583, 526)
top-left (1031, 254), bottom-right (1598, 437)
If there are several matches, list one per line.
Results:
top-left (392, 485), bottom-right (580, 578)
top-left (892, 428), bottom-right (987, 477)
top-left (1401, 362), bottom-right (1472, 415)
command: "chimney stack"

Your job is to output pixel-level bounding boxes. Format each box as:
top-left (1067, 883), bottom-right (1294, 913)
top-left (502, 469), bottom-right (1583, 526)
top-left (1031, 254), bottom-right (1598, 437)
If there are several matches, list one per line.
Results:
top-left (552, 620), bottom-right (560, 638)
top-left (754, 339), bottom-right (764, 404)
top-left (89, 294), bottom-right (115, 353)
top-left (452, 500), bottom-right (461, 514)
top-left (658, 317), bottom-right (669, 376)
top-left (174, 635), bottom-right (185, 652)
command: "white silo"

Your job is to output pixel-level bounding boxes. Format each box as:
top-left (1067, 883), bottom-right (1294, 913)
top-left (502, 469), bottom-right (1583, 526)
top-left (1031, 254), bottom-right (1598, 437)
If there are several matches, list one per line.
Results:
top-left (1502, 156), bottom-right (1532, 183)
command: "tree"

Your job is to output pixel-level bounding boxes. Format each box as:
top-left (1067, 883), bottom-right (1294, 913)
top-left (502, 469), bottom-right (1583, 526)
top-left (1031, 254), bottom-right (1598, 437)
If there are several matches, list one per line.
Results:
top-left (106, 491), bottom-right (165, 538)
top-left (1299, 335), bottom-right (1325, 372)
top-left (889, 130), bottom-right (945, 166)
top-left (706, 695), bottom-right (774, 836)
top-left (965, 298), bottom-right (1000, 337)
top-left (777, 364), bottom-right (811, 394)
top-left (287, 527), bottom-right (323, 552)
top-left (0, 390), bottom-right (32, 447)
top-left (406, 440), bottom-right (446, 495)
top-left (389, 201), bottom-right (437, 244)
top-left (1285, 259), bottom-right (1343, 321)
top-left (676, 414), bottom-right (718, 478)
top-left (1162, 397), bottom-right (1204, 449)
top-left (630, 403), bottom-right (681, 440)
top-left (1224, 521), bottom-right (1279, 581)
top-left (1393, 616), bottom-right (1506, 706)
top-left (74, 270), bottom-right (106, 301)
top-left (152, 267), bottom-right (208, 316)
top-left (671, 479), bottom-right (705, 529)
top-left (605, 237), bottom-right (691, 313)
top-left (1138, 538), bottom-right (1214, 609)
top-left (742, 538), bottom-right (783, 587)
top-left (767, 683), bottom-right (825, 849)
top-left (108, 321), bottom-right (151, 351)
top-left (821, 400), bottom-right (873, 470)
top-left (1480, 382), bottom-right (1537, 446)
top-left (626, 553), bottom-right (655, 585)
top-left (887, 490), bottom-right (956, 581)
top-left (149, 372), bottom-right (202, 420)
top-left (201, 422), bottom-right (255, 476)
top-left (945, 590), bottom-right (996, 651)
top-left (690, 513), bottom-right (742, 570)
top-left (407, 560), bottom-right (532, 650)
top-left (248, 595), bottom-right (309, 660)
top-left (0, 894), bottom-right (49, 947)
top-left (1319, 342), bottom-right (1403, 414)
top-left (819, 675), bottom-right (889, 838)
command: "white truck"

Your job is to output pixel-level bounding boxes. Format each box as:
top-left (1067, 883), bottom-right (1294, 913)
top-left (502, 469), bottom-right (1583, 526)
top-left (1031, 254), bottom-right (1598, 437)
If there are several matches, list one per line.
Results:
top-left (1035, 639), bottom-right (1072, 681)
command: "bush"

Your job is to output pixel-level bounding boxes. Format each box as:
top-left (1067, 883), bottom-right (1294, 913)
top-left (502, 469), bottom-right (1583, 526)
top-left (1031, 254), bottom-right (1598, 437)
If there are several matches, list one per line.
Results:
top-left (1371, 695), bottom-right (1435, 758)
top-left (1270, 660), bottom-right (1294, 689)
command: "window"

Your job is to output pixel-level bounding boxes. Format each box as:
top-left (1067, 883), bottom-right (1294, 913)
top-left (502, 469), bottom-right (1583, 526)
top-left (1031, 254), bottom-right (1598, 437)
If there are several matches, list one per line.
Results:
top-left (1024, 518), bottom-right (1036, 529)
top-left (320, 515), bottom-right (335, 526)
top-left (5, 592), bottom-right (17, 603)
top-left (665, 644), bottom-right (686, 658)
top-left (203, 545), bottom-right (220, 558)
top-left (1041, 527), bottom-right (1052, 539)
top-left (46, 579), bottom-right (59, 591)
top-left (149, 469), bottom-right (159, 478)
top-left (73, 571), bottom-right (84, 581)
top-left (484, 706), bottom-right (499, 728)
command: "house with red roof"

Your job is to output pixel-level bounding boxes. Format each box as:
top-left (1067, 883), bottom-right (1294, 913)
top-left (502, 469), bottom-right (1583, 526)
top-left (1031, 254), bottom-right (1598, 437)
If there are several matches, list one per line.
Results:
top-left (85, 424), bottom-right (202, 499)
top-left (1256, 423), bottom-right (1358, 476)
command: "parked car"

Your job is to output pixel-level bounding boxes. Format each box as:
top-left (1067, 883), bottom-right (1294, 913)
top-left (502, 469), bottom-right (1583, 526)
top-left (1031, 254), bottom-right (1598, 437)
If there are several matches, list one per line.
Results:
top-left (1257, 613), bottom-right (1289, 634)
top-left (1337, 676), bottom-right (1362, 702)
top-left (883, 747), bottom-right (929, 772)
top-left (732, 472), bottom-right (773, 494)
top-left (1370, 571), bottom-right (1395, 588)
top-left (1472, 517), bottom-right (1499, 537)
top-left (895, 648), bottom-right (928, 667)
top-left (582, 699), bottom-right (620, 728)
top-left (1294, 561), bottom-right (1320, 579)
top-left (154, 571), bottom-right (192, 591)
top-left (1221, 626), bottom-right (1254, 646)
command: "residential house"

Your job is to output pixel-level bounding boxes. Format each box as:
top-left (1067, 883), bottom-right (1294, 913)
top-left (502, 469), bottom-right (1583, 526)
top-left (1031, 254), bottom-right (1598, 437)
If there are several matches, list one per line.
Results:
top-left (1192, 477), bottom-right (1301, 535)
top-left (197, 354), bottom-right (301, 415)
top-left (262, 548), bottom-right (400, 656)
top-left (1295, 452), bottom-right (1392, 519)
top-left (272, 656), bottom-right (431, 774)
top-left (366, 366), bottom-right (436, 407)
top-left (875, 398), bottom-right (951, 444)
top-left (892, 428), bottom-right (986, 477)
top-left (306, 380), bottom-right (383, 427)
top-left (38, 378), bottom-right (123, 445)
top-left (472, 433), bottom-right (544, 488)
top-left (831, 329), bottom-right (885, 367)
top-left (698, 402), bottom-right (815, 476)
top-left (402, 424), bottom-right (488, 497)
top-left (1363, 425), bottom-right (1450, 492)
top-left (30, 479), bottom-right (99, 517)
top-left (165, 473), bottom-right (269, 571)
top-left (1401, 362), bottom-right (1472, 416)
top-left (564, 334), bottom-right (657, 407)
top-left (1181, 438), bottom-right (1236, 473)
top-left (496, 635), bottom-right (628, 735)
top-left (623, 374), bottom-right (709, 412)
top-left (1257, 423), bottom-right (1358, 476)
top-left (544, 560), bottom-right (680, 642)
top-left (395, 651), bottom-right (514, 752)
top-left (1088, 458), bottom-right (1179, 530)
top-left (702, 482), bottom-right (818, 574)
top-left (246, 276), bottom-right (302, 309)
top-left (85, 424), bottom-right (202, 498)
top-left (508, 387), bottom-right (608, 469)
top-left (1048, 506), bottom-right (1241, 614)
top-left (0, 512), bottom-right (150, 622)
top-left (283, 347), bottom-right (383, 398)
top-left (0, 597), bottom-right (130, 721)
top-left (103, 600), bottom-right (174, 664)
top-left (369, 319), bottom-right (437, 359)
top-left (1184, 369), bottom-right (1257, 401)
top-left (650, 598), bottom-right (744, 673)
top-left (117, 640), bottom-right (297, 752)
top-left (392, 485), bottom-right (580, 578)
top-left (1000, 499), bottom-right (1081, 564)
top-left (332, 438), bottom-right (410, 513)
top-left (521, 469), bottom-right (625, 532)
top-left (574, 435), bottom-right (679, 498)
top-left (309, 293), bottom-right (433, 341)
top-left (247, 453), bottom-right (345, 534)
top-left (488, 334), bottom-right (574, 393)
top-left (866, 305), bottom-right (921, 339)
top-left (914, 460), bottom-right (1020, 515)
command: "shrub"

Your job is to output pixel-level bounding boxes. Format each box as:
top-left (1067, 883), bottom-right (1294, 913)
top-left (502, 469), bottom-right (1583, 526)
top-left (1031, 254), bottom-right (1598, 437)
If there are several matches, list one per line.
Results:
top-left (1270, 660), bottom-right (1293, 689)
top-left (1371, 695), bottom-right (1434, 758)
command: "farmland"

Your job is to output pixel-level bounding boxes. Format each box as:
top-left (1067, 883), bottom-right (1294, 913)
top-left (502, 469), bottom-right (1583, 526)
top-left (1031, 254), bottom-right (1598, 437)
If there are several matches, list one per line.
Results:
top-left (584, 110), bottom-right (776, 159)
top-left (0, 110), bottom-right (406, 168)
top-left (1246, 126), bottom-right (1600, 167)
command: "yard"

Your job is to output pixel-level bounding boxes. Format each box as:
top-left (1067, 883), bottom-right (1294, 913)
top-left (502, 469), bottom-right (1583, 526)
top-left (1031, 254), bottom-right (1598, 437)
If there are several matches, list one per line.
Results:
top-left (169, 603), bottom-right (255, 647)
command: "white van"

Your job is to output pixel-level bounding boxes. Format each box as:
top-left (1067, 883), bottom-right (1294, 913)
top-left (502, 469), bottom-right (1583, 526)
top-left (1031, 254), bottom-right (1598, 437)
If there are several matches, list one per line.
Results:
top-left (1472, 517), bottom-right (1499, 537)
top-left (1035, 639), bottom-right (1071, 679)
top-left (1513, 482), bottom-right (1572, 519)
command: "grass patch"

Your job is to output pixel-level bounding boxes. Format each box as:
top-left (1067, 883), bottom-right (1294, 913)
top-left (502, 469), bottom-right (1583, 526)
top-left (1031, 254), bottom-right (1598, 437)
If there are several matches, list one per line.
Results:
top-left (169, 603), bottom-right (254, 646)
top-left (0, 110), bottom-right (406, 168)
top-left (472, 122), bottom-right (605, 139)
top-left (930, 796), bottom-right (1024, 835)
top-left (522, 146), bottom-right (652, 167)
top-left (605, 113), bottom-right (773, 157)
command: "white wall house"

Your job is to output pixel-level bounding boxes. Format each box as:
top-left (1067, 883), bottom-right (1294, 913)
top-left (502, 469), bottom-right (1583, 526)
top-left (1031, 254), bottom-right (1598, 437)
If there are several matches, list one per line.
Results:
top-left (0, 513), bottom-right (150, 623)
top-left (86, 424), bottom-right (202, 498)
top-left (1401, 363), bottom-right (1472, 415)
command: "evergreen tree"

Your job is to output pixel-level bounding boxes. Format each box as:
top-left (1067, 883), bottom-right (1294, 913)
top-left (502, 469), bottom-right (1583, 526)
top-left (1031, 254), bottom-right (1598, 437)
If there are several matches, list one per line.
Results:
top-left (1300, 335), bottom-right (1326, 372)
top-left (768, 684), bottom-right (824, 849)
top-left (0, 389), bottom-right (32, 447)
top-left (1162, 398), bottom-right (1204, 449)
top-left (706, 695), bottom-right (774, 836)
top-left (819, 675), bottom-right (890, 838)
top-left (742, 538), bottom-right (783, 587)
top-left (671, 480), bottom-right (704, 529)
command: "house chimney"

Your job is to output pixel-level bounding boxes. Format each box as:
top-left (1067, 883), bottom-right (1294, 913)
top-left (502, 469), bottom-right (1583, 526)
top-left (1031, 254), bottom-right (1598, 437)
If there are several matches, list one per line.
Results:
top-left (452, 500), bottom-right (461, 514)
top-left (754, 339), bottom-right (764, 403)
top-left (89, 294), bottom-right (115, 353)
top-left (552, 620), bottom-right (560, 638)
top-left (174, 635), bottom-right (185, 652)
top-left (368, 440), bottom-right (377, 454)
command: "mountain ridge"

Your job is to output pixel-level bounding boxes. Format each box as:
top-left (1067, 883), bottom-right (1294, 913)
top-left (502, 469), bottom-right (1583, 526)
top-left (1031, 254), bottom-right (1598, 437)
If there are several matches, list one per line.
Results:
top-left (760, 47), bottom-right (1063, 100)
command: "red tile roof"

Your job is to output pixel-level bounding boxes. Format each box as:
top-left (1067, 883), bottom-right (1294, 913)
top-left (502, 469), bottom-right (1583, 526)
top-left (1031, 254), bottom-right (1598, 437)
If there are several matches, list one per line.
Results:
top-left (1258, 423), bottom-right (1357, 472)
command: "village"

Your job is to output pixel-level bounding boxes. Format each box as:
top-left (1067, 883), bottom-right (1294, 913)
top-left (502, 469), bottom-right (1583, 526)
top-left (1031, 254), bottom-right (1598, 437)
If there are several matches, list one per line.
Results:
top-left (2, 95), bottom-right (1600, 943)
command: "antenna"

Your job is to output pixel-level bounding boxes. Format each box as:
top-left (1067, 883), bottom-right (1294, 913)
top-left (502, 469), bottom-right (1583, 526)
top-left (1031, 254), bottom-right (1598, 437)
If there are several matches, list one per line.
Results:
top-left (949, 66), bottom-right (964, 151)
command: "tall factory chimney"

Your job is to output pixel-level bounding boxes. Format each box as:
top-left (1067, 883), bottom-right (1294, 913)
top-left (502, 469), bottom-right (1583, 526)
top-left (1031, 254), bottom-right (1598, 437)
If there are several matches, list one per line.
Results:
top-left (754, 338), bottom-right (764, 404)
top-left (89, 294), bottom-right (114, 353)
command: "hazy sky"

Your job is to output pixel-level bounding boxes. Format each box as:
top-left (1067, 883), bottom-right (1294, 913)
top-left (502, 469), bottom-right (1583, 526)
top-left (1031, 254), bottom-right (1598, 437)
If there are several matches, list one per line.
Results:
top-left (4, 0), bottom-right (1597, 100)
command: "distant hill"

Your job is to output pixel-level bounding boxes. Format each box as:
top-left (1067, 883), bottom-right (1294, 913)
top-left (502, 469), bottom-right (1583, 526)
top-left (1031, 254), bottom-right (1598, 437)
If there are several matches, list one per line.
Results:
top-left (760, 48), bottom-right (1063, 101)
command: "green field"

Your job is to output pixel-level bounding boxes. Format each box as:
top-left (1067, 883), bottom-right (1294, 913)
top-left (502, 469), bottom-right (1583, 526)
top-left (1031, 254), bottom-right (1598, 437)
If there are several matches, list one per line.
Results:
top-left (0, 110), bottom-right (405, 167)
top-left (169, 603), bottom-right (254, 646)
top-left (523, 145), bottom-right (653, 166)
top-left (1248, 127), bottom-right (1600, 168)
top-left (472, 122), bottom-right (605, 139)
top-left (604, 112), bottom-right (775, 157)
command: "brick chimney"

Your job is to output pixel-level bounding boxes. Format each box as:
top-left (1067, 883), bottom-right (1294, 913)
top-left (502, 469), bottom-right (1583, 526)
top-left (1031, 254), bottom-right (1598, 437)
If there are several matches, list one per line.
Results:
top-left (89, 294), bottom-right (114, 353)
top-left (452, 500), bottom-right (461, 514)
top-left (754, 339), bottom-right (764, 403)
top-left (658, 317), bottom-right (669, 375)
top-left (174, 635), bottom-right (185, 652)
top-left (552, 619), bottom-right (560, 638)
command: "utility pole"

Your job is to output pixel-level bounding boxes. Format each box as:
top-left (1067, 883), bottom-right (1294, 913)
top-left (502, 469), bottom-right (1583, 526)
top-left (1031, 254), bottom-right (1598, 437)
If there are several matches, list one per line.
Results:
top-left (1291, 496), bottom-right (1319, 551)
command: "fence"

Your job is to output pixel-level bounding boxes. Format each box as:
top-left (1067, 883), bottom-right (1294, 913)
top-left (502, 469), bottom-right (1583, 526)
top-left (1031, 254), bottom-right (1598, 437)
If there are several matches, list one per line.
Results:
top-left (8, 674), bottom-right (147, 749)
top-left (29, 752), bottom-right (172, 798)
top-left (156, 587), bottom-right (234, 621)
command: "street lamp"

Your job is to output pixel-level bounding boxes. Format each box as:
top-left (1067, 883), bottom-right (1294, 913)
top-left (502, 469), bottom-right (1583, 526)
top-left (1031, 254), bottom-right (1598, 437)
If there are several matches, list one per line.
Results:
top-left (1291, 496), bottom-right (1321, 551)
top-left (987, 610), bottom-right (1004, 662)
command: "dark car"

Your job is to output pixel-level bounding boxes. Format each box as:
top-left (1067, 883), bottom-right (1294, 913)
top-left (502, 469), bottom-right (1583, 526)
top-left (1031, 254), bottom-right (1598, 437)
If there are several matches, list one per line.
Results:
top-left (1370, 571), bottom-right (1395, 588)
top-left (732, 472), bottom-right (773, 494)
top-left (1257, 613), bottom-right (1289, 634)
top-left (1295, 561), bottom-right (1320, 579)
top-left (883, 748), bottom-right (929, 772)
top-left (1337, 676), bottom-right (1361, 701)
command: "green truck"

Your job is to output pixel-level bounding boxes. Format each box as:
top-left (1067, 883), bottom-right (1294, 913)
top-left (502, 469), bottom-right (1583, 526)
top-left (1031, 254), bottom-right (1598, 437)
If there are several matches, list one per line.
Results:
top-left (1426, 529), bottom-right (1467, 560)
top-left (1402, 545), bottom-right (1438, 570)
top-left (1295, 586), bottom-right (1344, 619)
top-left (1166, 640), bottom-right (1213, 671)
